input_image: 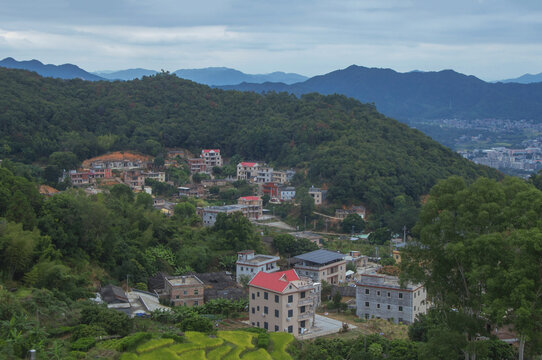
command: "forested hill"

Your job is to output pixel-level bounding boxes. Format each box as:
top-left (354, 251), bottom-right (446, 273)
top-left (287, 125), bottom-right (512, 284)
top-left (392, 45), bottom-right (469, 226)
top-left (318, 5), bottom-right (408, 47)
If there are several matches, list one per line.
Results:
top-left (0, 68), bottom-right (499, 211)
top-left (220, 65), bottom-right (542, 121)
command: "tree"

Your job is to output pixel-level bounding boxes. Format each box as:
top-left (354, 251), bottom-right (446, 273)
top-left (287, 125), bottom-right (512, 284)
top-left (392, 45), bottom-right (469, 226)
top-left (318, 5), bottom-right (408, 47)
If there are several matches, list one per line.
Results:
top-left (174, 202), bottom-right (196, 220)
top-left (341, 214), bottom-right (365, 234)
top-left (48, 151), bottom-right (79, 170)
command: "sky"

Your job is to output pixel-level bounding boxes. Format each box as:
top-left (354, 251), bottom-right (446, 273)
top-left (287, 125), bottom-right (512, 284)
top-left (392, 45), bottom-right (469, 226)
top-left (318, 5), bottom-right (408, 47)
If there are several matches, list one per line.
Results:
top-left (1, 0), bottom-right (542, 80)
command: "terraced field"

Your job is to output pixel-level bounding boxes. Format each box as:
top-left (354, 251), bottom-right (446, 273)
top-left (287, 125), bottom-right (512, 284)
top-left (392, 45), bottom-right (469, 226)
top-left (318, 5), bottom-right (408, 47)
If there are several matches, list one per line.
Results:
top-left (120, 331), bottom-right (294, 360)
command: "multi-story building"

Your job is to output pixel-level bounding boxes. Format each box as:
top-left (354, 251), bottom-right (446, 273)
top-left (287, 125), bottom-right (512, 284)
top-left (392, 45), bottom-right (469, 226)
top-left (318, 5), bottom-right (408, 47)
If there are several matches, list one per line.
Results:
top-left (238, 196), bottom-right (263, 220)
top-left (142, 171), bottom-right (166, 183)
top-left (262, 183), bottom-right (280, 198)
top-left (294, 249), bottom-right (346, 285)
top-left (279, 186), bottom-right (296, 201)
top-left (355, 274), bottom-right (427, 324)
top-left (163, 275), bottom-right (205, 307)
top-left (82, 151), bottom-right (152, 170)
top-left (201, 149), bottom-right (223, 168)
top-left (256, 166), bottom-right (273, 183)
top-left (237, 162), bottom-right (260, 181)
top-left (188, 157), bottom-right (207, 174)
top-left (272, 170), bottom-right (295, 184)
top-left (123, 170), bottom-right (145, 189)
top-left (308, 186), bottom-right (327, 205)
top-left (335, 205), bottom-right (367, 220)
top-left (248, 269), bottom-right (321, 336)
top-left (236, 250), bottom-right (280, 282)
top-left (200, 205), bottom-right (248, 227)
top-left (68, 168), bottom-right (113, 185)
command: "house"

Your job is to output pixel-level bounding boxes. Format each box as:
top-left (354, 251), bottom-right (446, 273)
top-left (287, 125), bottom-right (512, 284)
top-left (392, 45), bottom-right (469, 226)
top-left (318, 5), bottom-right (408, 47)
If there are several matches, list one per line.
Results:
top-left (123, 170), bottom-right (145, 189)
top-left (236, 250), bottom-right (280, 282)
top-left (142, 171), bottom-right (166, 183)
top-left (279, 186), bottom-right (296, 201)
top-left (355, 274), bottom-right (427, 324)
top-left (344, 250), bottom-right (368, 268)
top-left (201, 149), bottom-right (223, 168)
top-left (272, 170), bottom-right (296, 184)
top-left (100, 284), bottom-right (129, 304)
top-left (256, 166), bottom-right (273, 183)
top-left (248, 269), bottom-right (321, 336)
top-left (178, 186), bottom-right (191, 196)
top-left (188, 157), bottom-right (207, 174)
top-left (262, 183), bottom-right (280, 198)
top-left (163, 275), bottom-right (205, 307)
top-left (82, 152), bottom-right (152, 170)
top-left (237, 162), bottom-right (260, 181)
top-left (238, 196), bottom-right (263, 220)
top-left (308, 186), bottom-right (327, 205)
top-left (335, 205), bottom-right (367, 220)
top-left (294, 249), bottom-right (346, 285)
top-left (200, 205), bottom-right (248, 227)
top-left (289, 231), bottom-right (323, 247)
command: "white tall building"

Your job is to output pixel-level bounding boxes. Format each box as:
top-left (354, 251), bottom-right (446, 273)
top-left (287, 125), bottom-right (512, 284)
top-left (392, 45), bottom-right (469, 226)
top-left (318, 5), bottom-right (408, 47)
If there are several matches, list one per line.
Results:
top-left (236, 250), bottom-right (280, 282)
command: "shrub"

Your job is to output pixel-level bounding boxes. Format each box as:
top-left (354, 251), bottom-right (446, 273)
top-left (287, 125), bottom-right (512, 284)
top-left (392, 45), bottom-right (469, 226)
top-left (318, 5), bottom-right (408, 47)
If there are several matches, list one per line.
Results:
top-left (180, 315), bottom-right (214, 333)
top-left (257, 332), bottom-right (270, 349)
top-left (70, 337), bottom-right (96, 352)
top-left (71, 324), bottom-right (107, 341)
top-left (117, 332), bottom-right (152, 351)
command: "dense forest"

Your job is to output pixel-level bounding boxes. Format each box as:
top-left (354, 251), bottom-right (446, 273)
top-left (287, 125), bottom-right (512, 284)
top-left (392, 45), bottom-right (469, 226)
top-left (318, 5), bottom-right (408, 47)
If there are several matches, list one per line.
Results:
top-left (0, 68), bottom-right (499, 218)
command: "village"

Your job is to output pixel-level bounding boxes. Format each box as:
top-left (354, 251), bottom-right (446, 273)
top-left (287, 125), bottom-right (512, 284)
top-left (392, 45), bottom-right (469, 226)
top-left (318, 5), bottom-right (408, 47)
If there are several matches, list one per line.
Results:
top-left (47, 148), bottom-right (430, 340)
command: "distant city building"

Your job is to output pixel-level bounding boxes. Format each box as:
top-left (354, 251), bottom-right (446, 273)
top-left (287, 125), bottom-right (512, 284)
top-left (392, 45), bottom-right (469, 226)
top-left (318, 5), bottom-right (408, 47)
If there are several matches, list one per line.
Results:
top-left (236, 250), bottom-right (280, 282)
top-left (335, 205), bottom-right (367, 220)
top-left (248, 269), bottom-right (321, 336)
top-left (355, 274), bottom-right (427, 324)
top-left (294, 249), bottom-right (346, 285)
top-left (188, 157), bottom-right (207, 174)
top-left (272, 170), bottom-right (296, 184)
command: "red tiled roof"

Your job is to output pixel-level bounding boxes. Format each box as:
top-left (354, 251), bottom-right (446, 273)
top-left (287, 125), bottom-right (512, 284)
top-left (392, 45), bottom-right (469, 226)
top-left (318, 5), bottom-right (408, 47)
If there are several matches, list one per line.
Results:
top-left (202, 149), bottom-right (220, 153)
top-left (249, 270), bottom-right (299, 293)
top-left (240, 162), bottom-right (257, 167)
top-left (240, 196), bottom-right (261, 201)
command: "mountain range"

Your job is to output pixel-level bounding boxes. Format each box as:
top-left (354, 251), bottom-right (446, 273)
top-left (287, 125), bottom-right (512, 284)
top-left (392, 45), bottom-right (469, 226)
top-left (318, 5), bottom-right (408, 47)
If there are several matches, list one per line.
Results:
top-left (0, 57), bottom-right (104, 81)
top-left (220, 65), bottom-right (542, 121)
top-left (499, 72), bottom-right (542, 84)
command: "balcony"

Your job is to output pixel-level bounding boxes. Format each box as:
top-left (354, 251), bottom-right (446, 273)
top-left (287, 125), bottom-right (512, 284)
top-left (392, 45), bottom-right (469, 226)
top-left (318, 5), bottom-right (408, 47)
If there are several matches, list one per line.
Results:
top-left (298, 312), bottom-right (313, 320)
top-left (298, 297), bottom-right (314, 306)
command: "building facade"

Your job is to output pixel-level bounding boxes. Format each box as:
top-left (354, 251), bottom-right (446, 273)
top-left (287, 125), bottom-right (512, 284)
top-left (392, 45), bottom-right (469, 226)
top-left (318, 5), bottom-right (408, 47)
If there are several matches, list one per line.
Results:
top-left (201, 149), bottom-right (223, 168)
top-left (236, 250), bottom-right (280, 282)
top-left (248, 269), bottom-right (320, 336)
top-left (163, 275), bottom-right (205, 307)
top-left (237, 196), bottom-right (263, 220)
top-left (294, 249), bottom-right (346, 285)
top-left (355, 274), bottom-right (427, 324)
top-left (200, 205), bottom-right (248, 227)
top-left (308, 186), bottom-right (327, 205)
top-left (237, 162), bottom-right (260, 181)
top-left (279, 186), bottom-right (296, 201)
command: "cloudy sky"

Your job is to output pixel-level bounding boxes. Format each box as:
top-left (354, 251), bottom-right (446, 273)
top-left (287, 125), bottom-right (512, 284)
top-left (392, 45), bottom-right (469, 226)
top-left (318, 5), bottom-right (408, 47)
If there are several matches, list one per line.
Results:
top-left (1, 0), bottom-right (541, 80)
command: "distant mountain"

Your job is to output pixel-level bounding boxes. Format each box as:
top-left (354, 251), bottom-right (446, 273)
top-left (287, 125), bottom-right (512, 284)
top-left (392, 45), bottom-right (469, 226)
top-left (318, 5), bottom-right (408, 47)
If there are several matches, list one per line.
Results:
top-left (174, 67), bottom-right (307, 86)
top-left (499, 72), bottom-right (542, 84)
top-left (93, 68), bottom-right (158, 80)
top-left (0, 57), bottom-right (104, 81)
top-left (220, 65), bottom-right (542, 121)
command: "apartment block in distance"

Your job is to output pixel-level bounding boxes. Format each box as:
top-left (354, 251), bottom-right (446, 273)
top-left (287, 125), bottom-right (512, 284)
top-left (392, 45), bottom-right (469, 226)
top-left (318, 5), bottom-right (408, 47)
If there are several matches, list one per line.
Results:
top-left (201, 149), bottom-right (223, 168)
top-left (163, 275), bottom-right (204, 307)
top-left (355, 274), bottom-right (427, 324)
top-left (294, 249), bottom-right (346, 285)
top-left (248, 269), bottom-right (321, 336)
top-left (236, 250), bottom-right (280, 282)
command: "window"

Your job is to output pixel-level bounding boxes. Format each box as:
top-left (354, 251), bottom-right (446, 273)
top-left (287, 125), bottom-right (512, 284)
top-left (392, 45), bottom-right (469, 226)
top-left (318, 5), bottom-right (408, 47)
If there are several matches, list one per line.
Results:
top-left (300, 320), bottom-right (306, 328)
top-left (264, 322), bottom-right (268, 330)
top-left (377, 291), bottom-right (380, 296)
top-left (184, 290), bottom-right (187, 295)
top-left (252, 307), bottom-right (255, 314)
top-left (176, 295), bottom-right (179, 299)
top-left (418, 290), bottom-right (421, 296)
top-left (264, 306), bottom-right (268, 314)
top-left (257, 322), bottom-right (260, 327)
top-left (399, 306), bottom-right (403, 312)
top-left (252, 293), bottom-right (255, 300)
top-left (194, 301), bottom-right (198, 306)
top-left (365, 314), bottom-right (370, 319)
top-left (275, 325), bottom-right (279, 332)
top-left (264, 292), bottom-right (268, 300)
top-left (377, 304), bottom-right (380, 309)
top-left (240, 267), bottom-right (243, 271)
top-left (257, 306), bottom-right (260, 311)
top-left (257, 291), bottom-right (260, 297)
top-left (414, 306), bottom-right (417, 311)
top-left (365, 289), bottom-right (370, 295)
top-left (194, 289), bottom-right (198, 295)
top-left (275, 295), bottom-right (279, 303)
top-left (365, 302), bottom-right (370, 307)
top-left (300, 291), bottom-right (306, 299)
top-left (288, 326), bottom-right (293, 333)
top-left (387, 292), bottom-right (391, 297)
top-left (387, 305), bottom-right (391, 310)
top-left (251, 269), bottom-right (254, 273)
top-left (275, 309), bottom-right (279, 318)
top-left (300, 306), bottom-right (306, 313)
top-left (288, 309), bottom-right (293, 317)
top-left (399, 293), bottom-right (403, 299)
top-left (288, 295), bottom-right (293, 303)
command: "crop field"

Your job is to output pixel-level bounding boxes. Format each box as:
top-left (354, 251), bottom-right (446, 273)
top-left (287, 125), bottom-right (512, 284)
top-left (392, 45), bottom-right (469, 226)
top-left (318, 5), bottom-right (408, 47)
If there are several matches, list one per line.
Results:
top-left (119, 331), bottom-right (294, 359)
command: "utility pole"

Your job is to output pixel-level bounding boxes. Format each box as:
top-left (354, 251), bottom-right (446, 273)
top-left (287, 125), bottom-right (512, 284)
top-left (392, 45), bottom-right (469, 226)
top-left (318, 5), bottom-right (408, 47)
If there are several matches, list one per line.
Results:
top-left (325, 218), bottom-right (329, 233)
top-left (126, 274), bottom-right (130, 291)
top-left (304, 216), bottom-right (307, 231)
top-left (403, 225), bottom-right (407, 243)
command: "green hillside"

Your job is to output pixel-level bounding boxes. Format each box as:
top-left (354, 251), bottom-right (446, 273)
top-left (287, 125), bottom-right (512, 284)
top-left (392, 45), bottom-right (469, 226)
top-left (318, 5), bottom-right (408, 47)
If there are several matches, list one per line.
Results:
top-left (0, 68), bottom-right (499, 214)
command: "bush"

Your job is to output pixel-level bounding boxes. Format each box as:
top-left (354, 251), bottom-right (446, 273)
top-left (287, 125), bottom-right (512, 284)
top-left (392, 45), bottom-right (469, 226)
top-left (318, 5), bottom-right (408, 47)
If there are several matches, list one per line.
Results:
top-left (80, 304), bottom-right (133, 336)
top-left (117, 332), bottom-right (152, 351)
top-left (257, 332), bottom-right (270, 349)
top-left (71, 324), bottom-right (107, 341)
top-left (180, 315), bottom-right (215, 333)
top-left (70, 337), bottom-right (96, 352)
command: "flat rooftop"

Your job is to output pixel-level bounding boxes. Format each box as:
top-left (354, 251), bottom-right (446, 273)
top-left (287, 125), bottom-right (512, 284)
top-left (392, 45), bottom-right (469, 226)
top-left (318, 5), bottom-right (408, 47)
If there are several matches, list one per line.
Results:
top-left (357, 274), bottom-right (420, 291)
top-left (166, 275), bottom-right (203, 286)
top-left (204, 205), bottom-right (247, 212)
top-left (294, 249), bottom-right (345, 265)
top-left (238, 254), bottom-right (280, 265)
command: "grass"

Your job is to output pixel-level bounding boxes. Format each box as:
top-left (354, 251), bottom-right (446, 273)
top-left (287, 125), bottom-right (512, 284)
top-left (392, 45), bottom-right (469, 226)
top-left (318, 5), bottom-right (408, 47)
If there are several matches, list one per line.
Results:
top-left (207, 345), bottom-right (233, 360)
top-left (181, 349), bottom-right (206, 360)
top-left (169, 343), bottom-right (205, 354)
top-left (139, 348), bottom-right (179, 360)
top-left (136, 338), bottom-right (175, 353)
top-left (218, 331), bottom-right (255, 348)
top-left (268, 333), bottom-right (294, 360)
top-left (241, 348), bottom-right (273, 360)
top-left (120, 354), bottom-right (139, 360)
top-left (185, 331), bottom-right (224, 347)
top-left (223, 346), bottom-right (245, 360)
